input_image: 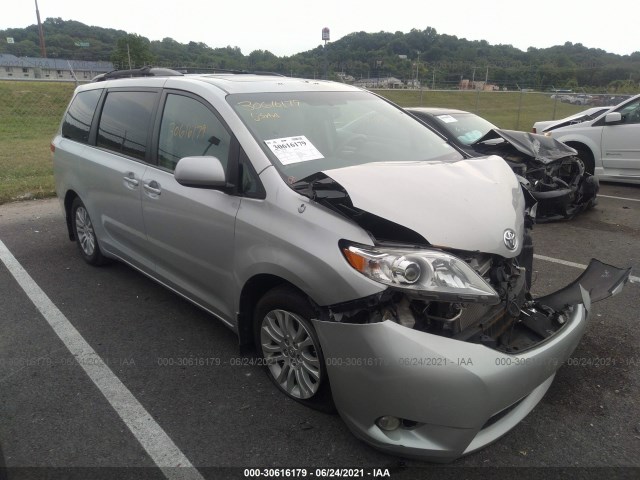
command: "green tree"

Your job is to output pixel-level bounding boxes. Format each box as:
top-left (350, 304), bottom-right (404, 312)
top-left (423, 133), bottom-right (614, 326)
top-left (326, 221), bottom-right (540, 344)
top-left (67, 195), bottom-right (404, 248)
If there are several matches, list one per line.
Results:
top-left (110, 34), bottom-right (154, 69)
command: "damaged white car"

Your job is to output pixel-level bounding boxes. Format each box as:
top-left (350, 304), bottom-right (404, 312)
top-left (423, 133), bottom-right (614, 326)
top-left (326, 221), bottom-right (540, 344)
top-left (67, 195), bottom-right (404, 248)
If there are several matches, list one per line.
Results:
top-left (52, 69), bottom-right (631, 462)
top-left (406, 107), bottom-right (600, 222)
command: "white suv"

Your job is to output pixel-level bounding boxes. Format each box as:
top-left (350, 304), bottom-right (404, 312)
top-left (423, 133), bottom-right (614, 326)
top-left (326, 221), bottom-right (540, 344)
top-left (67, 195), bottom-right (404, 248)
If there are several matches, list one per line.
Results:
top-left (545, 94), bottom-right (640, 183)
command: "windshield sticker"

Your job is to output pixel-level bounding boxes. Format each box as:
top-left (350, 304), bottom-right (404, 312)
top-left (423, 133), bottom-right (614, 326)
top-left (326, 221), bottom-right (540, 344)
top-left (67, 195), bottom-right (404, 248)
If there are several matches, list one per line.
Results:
top-left (436, 114), bottom-right (458, 123)
top-left (265, 136), bottom-right (324, 165)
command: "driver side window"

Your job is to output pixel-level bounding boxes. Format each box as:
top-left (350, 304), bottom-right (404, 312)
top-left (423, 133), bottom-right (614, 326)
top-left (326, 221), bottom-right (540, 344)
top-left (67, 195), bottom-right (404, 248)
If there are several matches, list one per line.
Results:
top-left (619, 100), bottom-right (640, 125)
top-left (158, 94), bottom-right (231, 172)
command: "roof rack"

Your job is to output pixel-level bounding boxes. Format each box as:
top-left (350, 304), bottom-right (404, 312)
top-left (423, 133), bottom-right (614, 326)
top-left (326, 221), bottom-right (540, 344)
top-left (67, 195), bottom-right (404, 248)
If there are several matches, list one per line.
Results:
top-left (91, 66), bottom-right (183, 82)
top-left (176, 67), bottom-right (286, 77)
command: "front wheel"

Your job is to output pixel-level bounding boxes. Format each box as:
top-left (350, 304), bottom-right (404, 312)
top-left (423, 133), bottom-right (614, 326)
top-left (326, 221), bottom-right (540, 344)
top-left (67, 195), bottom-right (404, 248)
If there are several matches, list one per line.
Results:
top-left (572, 146), bottom-right (595, 176)
top-left (254, 286), bottom-right (334, 412)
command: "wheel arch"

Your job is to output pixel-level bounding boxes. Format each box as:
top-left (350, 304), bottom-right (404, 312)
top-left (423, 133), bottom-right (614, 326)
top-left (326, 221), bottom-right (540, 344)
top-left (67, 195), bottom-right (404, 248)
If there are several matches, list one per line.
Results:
top-left (63, 190), bottom-right (79, 241)
top-left (563, 140), bottom-right (596, 175)
top-left (237, 274), bottom-right (312, 350)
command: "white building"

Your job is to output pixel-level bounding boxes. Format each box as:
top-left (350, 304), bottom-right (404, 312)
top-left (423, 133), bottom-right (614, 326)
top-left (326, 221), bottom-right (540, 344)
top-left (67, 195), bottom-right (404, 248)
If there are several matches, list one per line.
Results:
top-left (0, 54), bottom-right (113, 81)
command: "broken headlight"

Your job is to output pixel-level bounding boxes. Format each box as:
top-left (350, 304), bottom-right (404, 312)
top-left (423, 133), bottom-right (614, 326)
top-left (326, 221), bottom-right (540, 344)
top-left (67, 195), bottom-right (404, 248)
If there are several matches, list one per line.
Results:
top-left (342, 243), bottom-right (500, 304)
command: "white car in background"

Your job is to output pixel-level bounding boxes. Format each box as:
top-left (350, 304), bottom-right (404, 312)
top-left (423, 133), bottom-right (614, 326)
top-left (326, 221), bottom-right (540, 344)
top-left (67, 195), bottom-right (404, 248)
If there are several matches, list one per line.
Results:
top-left (532, 107), bottom-right (613, 134)
top-left (544, 94), bottom-right (640, 183)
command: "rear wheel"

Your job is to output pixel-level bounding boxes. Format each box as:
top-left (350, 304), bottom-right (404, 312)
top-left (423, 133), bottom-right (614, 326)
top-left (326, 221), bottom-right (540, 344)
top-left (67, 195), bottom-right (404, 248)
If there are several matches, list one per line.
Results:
top-left (71, 197), bottom-right (106, 266)
top-left (254, 286), bottom-right (334, 412)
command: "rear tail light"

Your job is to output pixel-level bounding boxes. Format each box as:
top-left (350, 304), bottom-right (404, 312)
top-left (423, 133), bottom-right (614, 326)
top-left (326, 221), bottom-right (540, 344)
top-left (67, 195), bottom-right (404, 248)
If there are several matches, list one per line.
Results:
top-left (50, 142), bottom-right (55, 154)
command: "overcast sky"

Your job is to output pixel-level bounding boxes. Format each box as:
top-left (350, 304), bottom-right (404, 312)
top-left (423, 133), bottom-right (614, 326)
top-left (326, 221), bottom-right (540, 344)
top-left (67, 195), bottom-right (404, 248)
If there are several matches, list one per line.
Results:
top-left (3, 0), bottom-right (638, 57)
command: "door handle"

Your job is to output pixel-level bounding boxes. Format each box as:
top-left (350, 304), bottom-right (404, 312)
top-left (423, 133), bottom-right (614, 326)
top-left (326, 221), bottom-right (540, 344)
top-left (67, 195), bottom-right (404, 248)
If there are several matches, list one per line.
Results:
top-left (143, 181), bottom-right (161, 196)
top-left (123, 173), bottom-right (139, 187)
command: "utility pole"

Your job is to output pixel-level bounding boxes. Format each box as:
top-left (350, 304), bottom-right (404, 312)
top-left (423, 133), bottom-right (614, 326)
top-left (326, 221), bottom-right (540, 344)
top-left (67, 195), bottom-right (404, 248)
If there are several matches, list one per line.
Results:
top-left (35, 0), bottom-right (47, 58)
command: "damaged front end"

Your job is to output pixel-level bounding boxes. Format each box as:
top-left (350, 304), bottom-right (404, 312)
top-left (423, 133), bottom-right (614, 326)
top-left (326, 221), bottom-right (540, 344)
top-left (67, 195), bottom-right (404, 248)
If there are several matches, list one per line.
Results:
top-left (294, 161), bottom-right (627, 356)
top-left (313, 243), bottom-right (629, 461)
top-left (472, 129), bottom-right (599, 222)
top-left (324, 247), bottom-right (629, 355)
top-left (295, 162), bottom-right (630, 461)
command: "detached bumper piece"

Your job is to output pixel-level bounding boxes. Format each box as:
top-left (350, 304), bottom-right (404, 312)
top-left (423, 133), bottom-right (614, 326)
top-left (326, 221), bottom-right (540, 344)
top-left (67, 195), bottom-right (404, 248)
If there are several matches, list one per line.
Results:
top-left (536, 258), bottom-right (631, 310)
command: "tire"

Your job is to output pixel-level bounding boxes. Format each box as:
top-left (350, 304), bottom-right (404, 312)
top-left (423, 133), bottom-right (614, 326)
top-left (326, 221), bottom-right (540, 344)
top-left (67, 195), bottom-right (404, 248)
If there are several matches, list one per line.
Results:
top-left (71, 197), bottom-right (106, 266)
top-left (254, 285), bottom-right (335, 412)
top-left (571, 145), bottom-right (595, 176)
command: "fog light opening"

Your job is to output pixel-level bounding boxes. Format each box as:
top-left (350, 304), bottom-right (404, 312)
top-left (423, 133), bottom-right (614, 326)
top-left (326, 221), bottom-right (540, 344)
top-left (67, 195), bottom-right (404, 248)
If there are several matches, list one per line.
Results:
top-left (376, 415), bottom-right (401, 431)
top-left (401, 419), bottom-right (418, 429)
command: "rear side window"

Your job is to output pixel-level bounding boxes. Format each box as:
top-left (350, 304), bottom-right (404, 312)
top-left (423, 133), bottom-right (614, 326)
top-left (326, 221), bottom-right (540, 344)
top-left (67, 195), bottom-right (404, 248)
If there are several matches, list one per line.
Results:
top-left (97, 91), bottom-right (157, 161)
top-left (61, 89), bottom-right (102, 143)
top-left (158, 94), bottom-right (231, 172)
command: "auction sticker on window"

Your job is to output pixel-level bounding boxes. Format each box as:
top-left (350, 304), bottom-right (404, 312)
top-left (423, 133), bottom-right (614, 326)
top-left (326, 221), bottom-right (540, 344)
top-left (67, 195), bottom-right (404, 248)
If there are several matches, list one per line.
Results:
top-left (265, 136), bottom-right (324, 165)
top-left (436, 114), bottom-right (458, 123)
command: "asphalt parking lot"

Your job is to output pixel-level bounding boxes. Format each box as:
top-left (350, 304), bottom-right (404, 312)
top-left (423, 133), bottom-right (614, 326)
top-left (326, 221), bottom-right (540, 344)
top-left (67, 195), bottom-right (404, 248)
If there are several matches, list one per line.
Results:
top-left (0, 182), bottom-right (638, 480)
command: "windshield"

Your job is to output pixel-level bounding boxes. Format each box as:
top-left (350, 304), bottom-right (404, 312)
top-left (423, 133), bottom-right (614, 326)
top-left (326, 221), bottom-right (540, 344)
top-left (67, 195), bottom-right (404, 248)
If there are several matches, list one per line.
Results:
top-left (229, 91), bottom-right (462, 182)
top-left (433, 113), bottom-right (497, 145)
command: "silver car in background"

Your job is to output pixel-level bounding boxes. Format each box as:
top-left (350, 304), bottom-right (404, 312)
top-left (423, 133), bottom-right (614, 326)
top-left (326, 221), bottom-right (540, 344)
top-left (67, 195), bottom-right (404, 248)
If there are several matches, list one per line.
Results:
top-left (52, 69), bottom-right (630, 462)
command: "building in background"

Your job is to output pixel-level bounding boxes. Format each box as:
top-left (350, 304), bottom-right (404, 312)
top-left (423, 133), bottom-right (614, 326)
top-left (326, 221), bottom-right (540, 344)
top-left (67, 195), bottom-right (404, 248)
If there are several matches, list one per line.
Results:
top-left (0, 54), bottom-right (113, 81)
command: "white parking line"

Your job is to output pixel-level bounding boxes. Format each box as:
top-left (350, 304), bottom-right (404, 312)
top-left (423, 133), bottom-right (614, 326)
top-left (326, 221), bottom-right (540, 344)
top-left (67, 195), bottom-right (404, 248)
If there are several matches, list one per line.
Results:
top-left (534, 254), bottom-right (640, 285)
top-left (0, 240), bottom-right (205, 480)
top-left (599, 194), bottom-right (640, 202)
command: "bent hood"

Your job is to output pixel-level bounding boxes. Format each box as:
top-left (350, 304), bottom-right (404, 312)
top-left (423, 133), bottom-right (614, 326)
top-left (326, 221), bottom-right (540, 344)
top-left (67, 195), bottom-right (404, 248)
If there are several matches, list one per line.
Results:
top-left (322, 156), bottom-right (526, 257)
top-left (474, 129), bottom-right (578, 163)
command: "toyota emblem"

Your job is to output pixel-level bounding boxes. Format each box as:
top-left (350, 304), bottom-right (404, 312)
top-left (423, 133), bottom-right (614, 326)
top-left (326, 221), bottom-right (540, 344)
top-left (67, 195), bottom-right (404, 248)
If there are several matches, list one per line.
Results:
top-left (503, 229), bottom-right (517, 251)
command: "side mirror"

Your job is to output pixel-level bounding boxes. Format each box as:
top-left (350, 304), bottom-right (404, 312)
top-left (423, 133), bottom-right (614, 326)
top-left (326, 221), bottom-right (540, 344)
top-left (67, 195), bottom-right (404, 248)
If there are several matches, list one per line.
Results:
top-left (605, 112), bottom-right (622, 124)
top-left (174, 156), bottom-right (227, 189)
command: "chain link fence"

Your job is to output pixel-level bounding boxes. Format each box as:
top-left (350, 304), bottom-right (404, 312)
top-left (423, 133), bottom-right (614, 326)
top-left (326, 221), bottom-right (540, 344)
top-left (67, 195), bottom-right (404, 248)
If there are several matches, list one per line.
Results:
top-left (0, 80), bottom-right (75, 203)
top-left (374, 89), bottom-right (630, 130)
top-left (0, 78), bottom-right (633, 204)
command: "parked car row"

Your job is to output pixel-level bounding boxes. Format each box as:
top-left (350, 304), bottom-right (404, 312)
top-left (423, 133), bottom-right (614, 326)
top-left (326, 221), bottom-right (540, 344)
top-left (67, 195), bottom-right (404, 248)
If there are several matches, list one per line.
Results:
top-left (51, 68), bottom-right (631, 463)
top-left (550, 94), bottom-right (630, 107)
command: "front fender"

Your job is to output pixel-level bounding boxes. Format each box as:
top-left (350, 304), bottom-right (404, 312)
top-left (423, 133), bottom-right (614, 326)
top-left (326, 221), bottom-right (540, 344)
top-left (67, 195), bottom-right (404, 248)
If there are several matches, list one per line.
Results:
top-left (553, 129), bottom-right (604, 168)
top-left (233, 193), bottom-right (385, 310)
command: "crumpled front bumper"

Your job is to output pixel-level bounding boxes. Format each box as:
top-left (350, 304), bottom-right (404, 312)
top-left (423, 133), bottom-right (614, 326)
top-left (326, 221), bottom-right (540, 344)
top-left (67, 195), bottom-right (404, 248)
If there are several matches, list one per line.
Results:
top-left (533, 174), bottom-right (599, 222)
top-left (313, 259), bottom-right (630, 462)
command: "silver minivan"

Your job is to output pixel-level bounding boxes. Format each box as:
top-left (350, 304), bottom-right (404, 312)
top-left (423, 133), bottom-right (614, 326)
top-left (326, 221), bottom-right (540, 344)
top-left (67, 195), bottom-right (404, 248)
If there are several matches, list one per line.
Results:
top-left (52, 69), bottom-right (630, 462)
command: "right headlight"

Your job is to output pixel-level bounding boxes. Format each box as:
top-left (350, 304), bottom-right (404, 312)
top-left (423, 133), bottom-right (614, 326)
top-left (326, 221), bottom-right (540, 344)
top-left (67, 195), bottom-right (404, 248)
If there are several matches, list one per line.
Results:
top-left (341, 243), bottom-right (499, 304)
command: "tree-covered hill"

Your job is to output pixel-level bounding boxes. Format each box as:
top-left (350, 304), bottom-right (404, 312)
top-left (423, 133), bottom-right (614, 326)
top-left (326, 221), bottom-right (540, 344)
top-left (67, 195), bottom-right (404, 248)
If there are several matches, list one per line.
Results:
top-left (1, 18), bottom-right (638, 91)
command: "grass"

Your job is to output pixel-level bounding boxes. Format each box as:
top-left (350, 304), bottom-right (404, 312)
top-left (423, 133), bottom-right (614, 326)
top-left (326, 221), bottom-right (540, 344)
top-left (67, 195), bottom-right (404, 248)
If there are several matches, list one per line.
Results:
top-left (375, 89), bottom-right (588, 130)
top-left (0, 81), bottom-right (589, 205)
top-left (0, 81), bottom-right (75, 204)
